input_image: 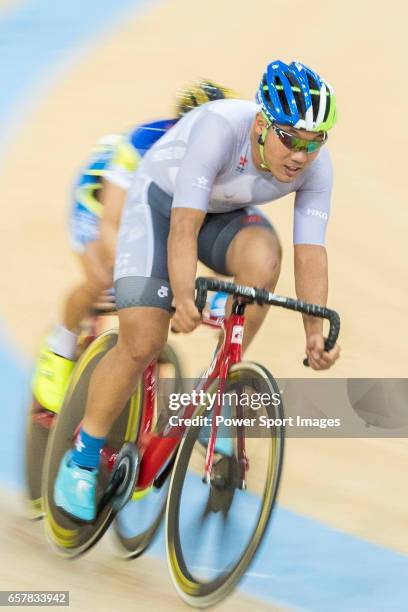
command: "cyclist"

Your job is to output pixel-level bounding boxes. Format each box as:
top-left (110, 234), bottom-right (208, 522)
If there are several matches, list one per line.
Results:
top-left (32, 80), bottom-right (237, 414)
top-left (54, 60), bottom-right (341, 521)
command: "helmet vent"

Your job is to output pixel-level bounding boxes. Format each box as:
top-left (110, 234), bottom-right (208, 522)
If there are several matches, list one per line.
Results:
top-left (275, 76), bottom-right (291, 117)
top-left (262, 75), bottom-right (273, 108)
top-left (288, 71), bottom-right (306, 117)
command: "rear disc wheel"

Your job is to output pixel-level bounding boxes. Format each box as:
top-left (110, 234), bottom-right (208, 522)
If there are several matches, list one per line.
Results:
top-left (42, 330), bottom-right (142, 558)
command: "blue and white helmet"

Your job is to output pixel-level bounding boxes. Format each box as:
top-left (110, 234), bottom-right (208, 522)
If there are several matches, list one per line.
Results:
top-left (256, 60), bottom-right (337, 132)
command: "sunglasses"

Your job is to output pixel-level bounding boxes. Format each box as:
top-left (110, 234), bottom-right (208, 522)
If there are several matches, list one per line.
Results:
top-left (271, 122), bottom-right (327, 153)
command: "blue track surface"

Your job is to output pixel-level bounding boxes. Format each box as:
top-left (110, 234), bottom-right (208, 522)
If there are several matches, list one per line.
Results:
top-left (118, 471), bottom-right (408, 611)
top-left (0, 323), bottom-right (29, 488)
top-left (0, 1), bottom-right (407, 610)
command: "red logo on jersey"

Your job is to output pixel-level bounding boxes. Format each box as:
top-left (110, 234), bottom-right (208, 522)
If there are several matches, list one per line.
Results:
top-left (236, 155), bottom-right (248, 173)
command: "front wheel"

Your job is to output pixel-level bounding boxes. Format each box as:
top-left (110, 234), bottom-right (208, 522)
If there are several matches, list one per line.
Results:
top-left (165, 361), bottom-right (284, 608)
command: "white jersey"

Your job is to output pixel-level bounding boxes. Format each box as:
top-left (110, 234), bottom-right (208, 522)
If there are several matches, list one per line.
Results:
top-left (109, 99), bottom-right (333, 245)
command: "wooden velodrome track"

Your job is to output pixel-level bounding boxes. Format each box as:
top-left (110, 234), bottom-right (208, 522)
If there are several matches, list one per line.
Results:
top-left (0, 0), bottom-right (407, 609)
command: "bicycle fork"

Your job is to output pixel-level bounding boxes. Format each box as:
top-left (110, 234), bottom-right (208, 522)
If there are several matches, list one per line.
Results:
top-left (203, 304), bottom-right (249, 489)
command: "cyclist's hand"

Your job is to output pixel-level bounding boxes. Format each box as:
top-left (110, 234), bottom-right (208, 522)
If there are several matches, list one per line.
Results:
top-left (306, 333), bottom-right (341, 370)
top-left (172, 300), bottom-right (202, 333)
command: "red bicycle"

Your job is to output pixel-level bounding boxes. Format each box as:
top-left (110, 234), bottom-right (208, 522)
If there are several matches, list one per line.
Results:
top-left (24, 292), bottom-right (182, 521)
top-left (42, 277), bottom-right (340, 608)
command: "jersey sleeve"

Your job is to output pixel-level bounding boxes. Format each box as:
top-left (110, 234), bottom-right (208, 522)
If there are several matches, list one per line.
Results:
top-left (104, 135), bottom-right (140, 190)
top-left (171, 110), bottom-right (234, 212)
top-left (293, 147), bottom-right (333, 246)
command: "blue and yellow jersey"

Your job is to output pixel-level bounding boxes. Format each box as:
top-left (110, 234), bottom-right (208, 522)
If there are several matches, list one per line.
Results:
top-left (77, 118), bottom-right (178, 215)
top-left (70, 118), bottom-right (177, 252)
top-left (103, 118), bottom-right (178, 190)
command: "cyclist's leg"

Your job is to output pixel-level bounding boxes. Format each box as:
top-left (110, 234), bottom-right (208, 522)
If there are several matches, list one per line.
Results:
top-left (54, 180), bottom-right (174, 519)
top-left (54, 306), bottom-right (170, 521)
top-left (226, 229), bottom-right (281, 353)
top-left (32, 180), bottom-right (105, 411)
top-left (63, 243), bottom-right (111, 331)
top-left (83, 180), bottom-right (174, 438)
top-left (82, 307), bottom-right (170, 438)
top-left (64, 179), bottom-right (128, 330)
top-left (198, 207), bottom-right (281, 353)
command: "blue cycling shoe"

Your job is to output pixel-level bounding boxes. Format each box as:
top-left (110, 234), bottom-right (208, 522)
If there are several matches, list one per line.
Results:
top-left (54, 450), bottom-right (98, 522)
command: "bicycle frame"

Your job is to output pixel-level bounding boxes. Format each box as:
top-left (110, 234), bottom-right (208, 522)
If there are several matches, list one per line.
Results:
top-left (100, 300), bottom-right (249, 491)
top-left (34, 277), bottom-right (339, 523)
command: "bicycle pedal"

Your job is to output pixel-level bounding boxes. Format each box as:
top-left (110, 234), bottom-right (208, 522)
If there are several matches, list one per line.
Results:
top-left (111, 443), bottom-right (140, 514)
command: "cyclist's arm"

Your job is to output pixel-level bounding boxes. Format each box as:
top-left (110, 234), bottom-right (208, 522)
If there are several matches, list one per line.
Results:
top-left (293, 147), bottom-right (332, 336)
top-left (98, 178), bottom-right (127, 270)
top-left (294, 244), bottom-right (328, 335)
top-left (168, 208), bottom-right (206, 332)
top-left (168, 110), bottom-right (233, 331)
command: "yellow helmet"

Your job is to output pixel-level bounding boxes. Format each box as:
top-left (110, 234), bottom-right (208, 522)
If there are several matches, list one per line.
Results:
top-left (175, 79), bottom-right (238, 118)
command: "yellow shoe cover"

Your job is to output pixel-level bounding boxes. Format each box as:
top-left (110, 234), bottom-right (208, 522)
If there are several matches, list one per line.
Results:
top-left (32, 344), bottom-right (75, 413)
